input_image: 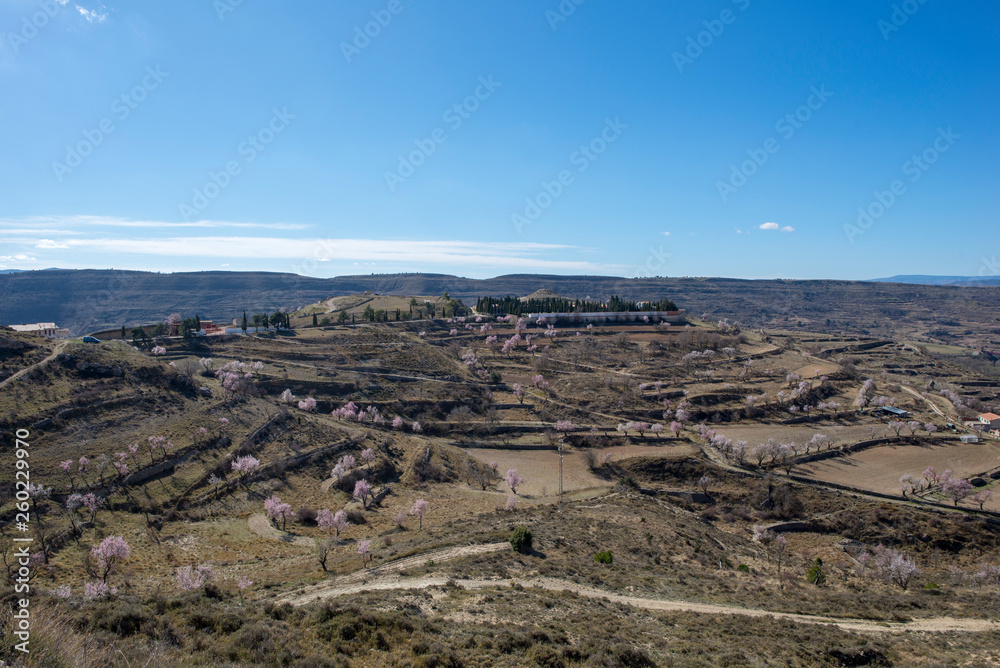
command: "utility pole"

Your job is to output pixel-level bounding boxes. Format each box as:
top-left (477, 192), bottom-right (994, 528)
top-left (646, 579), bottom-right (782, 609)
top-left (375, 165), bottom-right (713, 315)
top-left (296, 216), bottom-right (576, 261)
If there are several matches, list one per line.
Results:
top-left (558, 441), bottom-right (564, 507)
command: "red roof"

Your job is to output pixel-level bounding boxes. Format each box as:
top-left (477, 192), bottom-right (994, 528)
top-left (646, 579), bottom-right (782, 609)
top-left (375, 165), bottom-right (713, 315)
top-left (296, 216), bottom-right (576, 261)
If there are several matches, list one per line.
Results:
top-left (980, 413), bottom-right (1000, 421)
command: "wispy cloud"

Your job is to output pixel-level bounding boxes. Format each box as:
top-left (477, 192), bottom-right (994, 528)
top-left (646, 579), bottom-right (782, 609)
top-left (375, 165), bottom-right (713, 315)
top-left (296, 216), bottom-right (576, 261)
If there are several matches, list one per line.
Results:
top-left (759, 222), bottom-right (779, 231)
top-left (76, 5), bottom-right (107, 23)
top-left (0, 215), bottom-right (308, 231)
top-left (43, 236), bottom-right (609, 271)
top-left (0, 254), bottom-right (37, 262)
top-left (780, 225), bottom-right (795, 233)
top-left (35, 239), bottom-right (70, 249)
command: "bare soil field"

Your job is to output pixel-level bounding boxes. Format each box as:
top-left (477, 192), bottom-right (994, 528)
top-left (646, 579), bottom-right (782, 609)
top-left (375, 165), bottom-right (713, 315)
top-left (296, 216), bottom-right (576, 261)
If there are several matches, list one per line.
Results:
top-left (793, 440), bottom-right (1000, 508)
top-left (464, 443), bottom-right (698, 497)
top-left (716, 423), bottom-right (879, 446)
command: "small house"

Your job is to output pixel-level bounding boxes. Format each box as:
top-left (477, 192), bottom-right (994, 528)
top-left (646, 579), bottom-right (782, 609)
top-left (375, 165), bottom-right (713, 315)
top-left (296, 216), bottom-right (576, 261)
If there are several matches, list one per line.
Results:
top-left (960, 434), bottom-right (979, 444)
top-left (9, 322), bottom-right (70, 339)
top-left (978, 413), bottom-right (1000, 429)
top-left (876, 406), bottom-right (910, 418)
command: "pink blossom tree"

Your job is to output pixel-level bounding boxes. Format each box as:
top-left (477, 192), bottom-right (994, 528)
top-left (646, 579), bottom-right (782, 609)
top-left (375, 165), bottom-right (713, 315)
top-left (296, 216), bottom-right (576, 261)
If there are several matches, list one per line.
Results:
top-left (353, 479), bottom-right (372, 508)
top-left (356, 538), bottom-right (371, 567)
top-left (264, 495), bottom-right (293, 531)
top-left (669, 421), bottom-right (683, 437)
top-left (175, 564), bottom-right (214, 591)
top-left (505, 469), bottom-right (525, 495)
top-left (555, 420), bottom-right (574, 434)
top-left (91, 535), bottom-right (130, 583)
top-left (512, 384), bottom-right (524, 404)
top-left (231, 454), bottom-right (260, 486)
top-left (942, 477), bottom-right (974, 506)
top-left (410, 498), bottom-right (429, 530)
top-left (971, 490), bottom-right (993, 510)
top-left (236, 575), bottom-right (252, 603)
top-left (361, 448), bottom-right (376, 469)
top-left (298, 397), bottom-right (317, 412)
top-left (319, 509), bottom-right (350, 542)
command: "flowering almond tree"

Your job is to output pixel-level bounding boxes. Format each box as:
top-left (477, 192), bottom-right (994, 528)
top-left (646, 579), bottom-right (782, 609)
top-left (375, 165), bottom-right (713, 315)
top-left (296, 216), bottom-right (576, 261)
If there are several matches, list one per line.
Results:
top-left (505, 469), bottom-right (525, 495)
top-left (410, 499), bottom-right (429, 530)
top-left (353, 479), bottom-right (372, 508)
top-left (264, 495), bottom-right (293, 531)
top-left (231, 454), bottom-right (260, 487)
top-left (357, 539), bottom-right (371, 567)
top-left (318, 509), bottom-right (350, 543)
top-left (175, 564), bottom-right (214, 591)
top-left (91, 536), bottom-right (130, 583)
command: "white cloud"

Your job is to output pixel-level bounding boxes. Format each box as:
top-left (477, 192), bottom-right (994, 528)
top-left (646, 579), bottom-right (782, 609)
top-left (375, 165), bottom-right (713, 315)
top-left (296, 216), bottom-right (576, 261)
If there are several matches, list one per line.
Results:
top-left (52, 236), bottom-right (610, 271)
top-left (35, 239), bottom-right (70, 249)
top-left (0, 254), bottom-right (37, 262)
top-left (662, 231), bottom-right (670, 236)
top-left (735, 228), bottom-right (743, 234)
top-left (0, 215), bottom-right (307, 231)
top-left (759, 222), bottom-right (780, 231)
top-left (780, 226), bottom-right (795, 233)
top-left (76, 5), bottom-right (108, 23)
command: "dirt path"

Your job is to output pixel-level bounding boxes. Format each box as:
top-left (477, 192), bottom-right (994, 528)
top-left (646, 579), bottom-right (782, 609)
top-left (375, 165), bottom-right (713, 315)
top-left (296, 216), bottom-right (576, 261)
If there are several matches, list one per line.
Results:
top-left (0, 340), bottom-right (67, 390)
top-left (247, 513), bottom-right (315, 547)
top-left (277, 542), bottom-right (509, 605)
top-left (900, 385), bottom-right (949, 420)
top-left (277, 570), bottom-right (999, 635)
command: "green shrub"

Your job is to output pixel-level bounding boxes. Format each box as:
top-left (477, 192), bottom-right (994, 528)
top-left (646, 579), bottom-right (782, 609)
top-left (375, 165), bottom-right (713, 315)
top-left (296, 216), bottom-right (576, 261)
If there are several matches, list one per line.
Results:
top-left (594, 550), bottom-right (613, 564)
top-left (806, 558), bottom-right (826, 586)
top-left (510, 526), bottom-right (533, 554)
top-left (737, 564), bottom-right (750, 573)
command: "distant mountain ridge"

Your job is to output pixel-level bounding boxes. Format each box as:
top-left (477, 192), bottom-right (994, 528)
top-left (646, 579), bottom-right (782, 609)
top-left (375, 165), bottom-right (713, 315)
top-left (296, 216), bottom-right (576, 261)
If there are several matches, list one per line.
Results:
top-left (3, 269), bottom-right (1000, 337)
top-left (869, 275), bottom-right (1000, 287)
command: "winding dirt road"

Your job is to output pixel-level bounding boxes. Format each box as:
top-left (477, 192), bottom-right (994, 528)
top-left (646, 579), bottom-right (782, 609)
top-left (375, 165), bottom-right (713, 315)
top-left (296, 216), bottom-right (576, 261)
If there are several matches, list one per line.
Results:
top-left (278, 565), bottom-right (1000, 635)
top-left (0, 340), bottom-right (67, 390)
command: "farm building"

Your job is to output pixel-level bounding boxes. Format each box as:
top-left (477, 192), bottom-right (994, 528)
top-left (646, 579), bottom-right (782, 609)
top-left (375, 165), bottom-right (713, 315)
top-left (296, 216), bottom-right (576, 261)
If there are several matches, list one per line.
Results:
top-left (8, 322), bottom-right (70, 339)
top-left (978, 413), bottom-right (1000, 429)
top-left (960, 434), bottom-right (980, 444)
top-left (876, 406), bottom-right (910, 418)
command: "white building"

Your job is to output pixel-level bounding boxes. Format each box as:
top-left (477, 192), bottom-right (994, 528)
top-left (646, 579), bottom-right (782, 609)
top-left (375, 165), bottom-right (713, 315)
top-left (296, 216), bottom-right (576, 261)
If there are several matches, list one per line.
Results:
top-left (9, 323), bottom-right (70, 339)
top-left (525, 310), bottom-right (687, 324)
top-left (978, 413), bottom-right (1000, 429)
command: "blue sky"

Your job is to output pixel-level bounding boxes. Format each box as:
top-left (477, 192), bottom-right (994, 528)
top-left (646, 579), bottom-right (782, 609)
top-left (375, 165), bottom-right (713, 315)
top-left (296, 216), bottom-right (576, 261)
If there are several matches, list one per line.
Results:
top-left (1, 0), bottom-right (997, 280)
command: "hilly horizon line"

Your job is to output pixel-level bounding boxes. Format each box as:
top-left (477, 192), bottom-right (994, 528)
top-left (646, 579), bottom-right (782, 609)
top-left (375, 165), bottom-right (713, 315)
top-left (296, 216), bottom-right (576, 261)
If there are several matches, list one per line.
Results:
top-left (2, 267), bottom-right (999, 287)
